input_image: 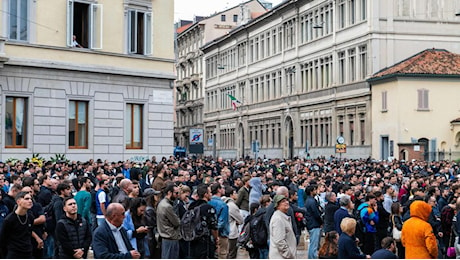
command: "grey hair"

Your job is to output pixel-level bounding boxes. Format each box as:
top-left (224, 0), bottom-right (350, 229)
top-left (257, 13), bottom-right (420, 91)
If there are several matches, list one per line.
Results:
top-left (325, 192), bottom-right (336, 202)
top-left (339, 195), bottom-right (351, 207)
top-left (276, 186), bottom-right (289, 196)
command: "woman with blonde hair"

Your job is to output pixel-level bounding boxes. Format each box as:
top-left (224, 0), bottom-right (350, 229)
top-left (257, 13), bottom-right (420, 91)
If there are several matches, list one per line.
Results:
top-left (337, 217), bottom-right (370, 259)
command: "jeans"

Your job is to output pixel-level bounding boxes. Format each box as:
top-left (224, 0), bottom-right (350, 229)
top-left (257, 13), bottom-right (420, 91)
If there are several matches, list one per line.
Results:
top-left (43, 234), bottom-right (54, 259)
top-left (161, 238), bottom-right (179, 259)
top-left (259, 248), bottom-right (269, 259)
top-left (96, 216), bottom-right (105, 230)
top-left (308, 228), bottom-right (321, 259)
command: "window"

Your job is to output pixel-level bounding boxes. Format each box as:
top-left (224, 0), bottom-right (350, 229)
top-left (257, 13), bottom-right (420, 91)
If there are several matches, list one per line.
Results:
top-left (233, 14), bottom-right (238, 22)
top-left (359, 45), bottom-right (367, 79)
top-left (128, 10), bottom-right (152, 55)
top-left (67, 0), bottom-right (103, 49)
top-left (417, 89), bottom-right (429, 110)
top-left (338, 51), bottom-right (346, 84)
top-left (381, 91), bottom-right (387, 111)
top-left (9, 0), bottom-right (28, 41)
top-left (221, 14), bottom-right (226, 22)
top-left (349, 49), bottom-right (356, 82)
top-left (349, 120), bottom-right (354, 144)
top-left (126, 104), bottom-right (143, 149)
top-left (5, 97), bottom-right (27, 148)
top-left (360, 119), bottom-right (365, 145)
top-left (349, 0), bottom-right (356, 24)
top-left (69, 100), bottom-right (88, 148)
top-left (361, 0), bottom-right (367, 20)
top-left (338, 0), bottom-right (346, 29)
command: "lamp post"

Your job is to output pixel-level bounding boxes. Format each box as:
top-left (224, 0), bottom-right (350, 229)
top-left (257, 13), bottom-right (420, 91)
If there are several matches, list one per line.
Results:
top-left (212, 132), bottom-right (217, 159)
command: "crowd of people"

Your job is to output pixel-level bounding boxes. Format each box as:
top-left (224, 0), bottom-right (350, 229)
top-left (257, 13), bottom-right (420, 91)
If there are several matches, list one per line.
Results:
top-left (0, 155), bottom-right (459, 259)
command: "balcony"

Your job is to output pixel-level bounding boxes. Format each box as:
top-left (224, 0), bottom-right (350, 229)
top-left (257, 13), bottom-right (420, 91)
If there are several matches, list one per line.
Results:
top-left (177, 56), bottom-right (186, 65)
top-left (175, 79), bottom-right (183, 88)
top-left (191, 73), bottom-right (200, 84)
top-left (183, 76), bottom-right (191, 86)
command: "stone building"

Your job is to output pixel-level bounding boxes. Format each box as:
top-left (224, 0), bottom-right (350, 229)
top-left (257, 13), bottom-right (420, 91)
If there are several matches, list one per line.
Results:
top-left (0, 0), bottom-right (175, 162)
top-left (174, 0), bottom-right (268, 153)
top-left (201, 0), bottom-right (460, 159)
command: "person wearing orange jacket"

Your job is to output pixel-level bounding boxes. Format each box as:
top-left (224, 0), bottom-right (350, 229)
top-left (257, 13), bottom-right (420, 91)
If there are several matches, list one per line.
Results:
top-left (401, 200), bottom-right (438, 259)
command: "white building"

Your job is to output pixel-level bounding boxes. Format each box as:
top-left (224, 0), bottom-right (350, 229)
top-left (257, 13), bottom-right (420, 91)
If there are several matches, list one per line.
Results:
top-left (201, 0), bottom-right (460, 160)
top-left (174, 0), bottom-right (268, 153)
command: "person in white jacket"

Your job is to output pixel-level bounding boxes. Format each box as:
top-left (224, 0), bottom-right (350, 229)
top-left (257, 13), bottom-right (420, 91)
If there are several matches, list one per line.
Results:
top-left (223, 186), bottom-right (244, 259)
top-left (269, 194), bottom-right (297, 259)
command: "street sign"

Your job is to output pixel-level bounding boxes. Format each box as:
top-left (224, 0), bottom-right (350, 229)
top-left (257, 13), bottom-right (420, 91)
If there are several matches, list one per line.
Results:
top-left (208, 138), bottom-right (213, 147)
top-left (335, 144), bottom-right (347, 153)
top-left (189, 128), bottom-right (203, 144)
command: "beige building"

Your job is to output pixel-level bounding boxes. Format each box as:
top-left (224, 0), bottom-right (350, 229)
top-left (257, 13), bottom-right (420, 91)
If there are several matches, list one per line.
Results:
top-left (201, 0), bottom-right (460, 160)
top-left (369, 49), bottom-right (460, 161)
top-left (174, 0), bottom-right (268, 153)
top-left (0, 0), bottom-right (175, 162)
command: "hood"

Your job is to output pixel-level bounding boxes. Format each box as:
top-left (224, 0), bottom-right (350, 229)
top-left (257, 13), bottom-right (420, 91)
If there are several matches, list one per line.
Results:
top-left (249, 177), bottom-right (261, 188)
top-left (410, 200), bottom-right (432, 221)
top-left (357, 202), bottom-right (369, 212)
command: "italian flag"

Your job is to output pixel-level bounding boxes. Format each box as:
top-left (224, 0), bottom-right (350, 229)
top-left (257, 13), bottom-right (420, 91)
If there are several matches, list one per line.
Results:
top-left (228, 94), bottom-right (242, 111)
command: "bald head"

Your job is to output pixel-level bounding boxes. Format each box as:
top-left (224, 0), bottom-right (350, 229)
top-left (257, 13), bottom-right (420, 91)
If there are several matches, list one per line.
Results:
top-left (106, 203), bottom-right (125, 227)
top-left (119, 178), bottom-right (133, 193)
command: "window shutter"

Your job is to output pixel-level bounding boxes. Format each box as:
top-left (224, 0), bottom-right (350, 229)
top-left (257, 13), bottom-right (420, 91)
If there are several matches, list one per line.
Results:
top-left (90, 4), bottom-right (103, 49)
top-left (66, 0), bottom-right (74, 47)
top-left (144, 12), bottom-right (152, 55)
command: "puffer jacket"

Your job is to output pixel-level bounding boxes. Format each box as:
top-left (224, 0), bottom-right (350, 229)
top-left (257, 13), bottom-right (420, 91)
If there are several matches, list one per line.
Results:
top-left (55, 214), bottom-right (92, 259)
top-left (401, 200), bottom-right (438, 259)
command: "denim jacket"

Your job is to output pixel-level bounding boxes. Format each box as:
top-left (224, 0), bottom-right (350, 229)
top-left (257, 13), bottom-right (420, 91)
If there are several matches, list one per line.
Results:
top-left (209, 195), bottom-right (230, 237)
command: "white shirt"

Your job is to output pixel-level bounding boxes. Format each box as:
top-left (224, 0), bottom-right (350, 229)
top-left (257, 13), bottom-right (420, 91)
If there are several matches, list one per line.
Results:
top-left (106, 220), bottom-right (128, 254)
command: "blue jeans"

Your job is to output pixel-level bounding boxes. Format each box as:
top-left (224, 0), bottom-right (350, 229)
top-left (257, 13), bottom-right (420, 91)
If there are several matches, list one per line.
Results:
top-left (308, 228), bottom-right (321, 259)
top-left (161, 238), bottom-right (179, 259)
top-left (43, 234), bottom-right (54, 258)
top-left (259, 248), bottom-right (269, 259)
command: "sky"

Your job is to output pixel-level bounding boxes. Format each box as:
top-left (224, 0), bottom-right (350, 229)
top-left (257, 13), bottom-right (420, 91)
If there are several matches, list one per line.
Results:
top-left (174, 0), bottom-right (284, 22)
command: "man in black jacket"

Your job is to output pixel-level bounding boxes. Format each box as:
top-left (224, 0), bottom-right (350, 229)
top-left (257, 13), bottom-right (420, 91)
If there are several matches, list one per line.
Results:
top-left (305, 184), bottom-right (323, 259)
top-left (55, 197), bottom-right (92, 258)
top-left (92, 203), bottom-right (140, 258)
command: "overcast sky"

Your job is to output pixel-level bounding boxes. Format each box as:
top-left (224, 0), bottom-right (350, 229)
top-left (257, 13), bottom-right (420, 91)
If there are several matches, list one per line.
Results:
top-left (174, 0), bottom-right (284, 22)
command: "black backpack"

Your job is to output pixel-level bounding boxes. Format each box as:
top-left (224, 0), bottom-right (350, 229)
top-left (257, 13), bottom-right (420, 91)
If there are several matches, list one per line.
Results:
top-left (180, 204), bottom-right (209, 241)
top-left (355, 208), bottom-right (366, 247)
top-left (237, 221), bottom-right (252, 248)
top-left (250, 213), bottom-right (267, 247)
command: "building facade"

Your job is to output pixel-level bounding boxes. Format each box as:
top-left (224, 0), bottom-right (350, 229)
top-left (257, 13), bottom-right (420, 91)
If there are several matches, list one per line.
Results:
top-left (174, 0), bottom-right (267, 153)
top-left (369, 49), bottom-right (460, 162)
top-left (0, 0), bottom-right (175, 162)
top-left (201, 0), bottom-right (460, 160)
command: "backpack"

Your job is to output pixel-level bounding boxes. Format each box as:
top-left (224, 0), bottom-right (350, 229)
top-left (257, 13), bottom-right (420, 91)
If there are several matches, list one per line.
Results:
top-left (237, 221), bottom-right (253, 248)
top-left (180, 204), bottom-right (209, 241)
top-left (250, 213), bottom-right (267, 247)
top-left (354, 208), bottom-right (366, 247)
